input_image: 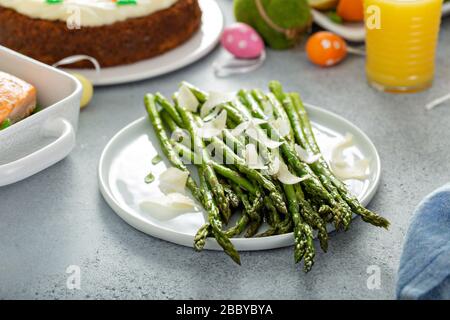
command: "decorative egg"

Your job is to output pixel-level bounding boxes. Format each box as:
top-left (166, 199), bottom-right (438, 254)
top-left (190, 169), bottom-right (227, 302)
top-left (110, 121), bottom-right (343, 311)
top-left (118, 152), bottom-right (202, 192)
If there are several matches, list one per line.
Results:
top-left (306, 31), bottom-right (348, 67)
top-left (221, 23), bottom-right (264, 59)
top-left (71, 73), bottom-right (94, 108)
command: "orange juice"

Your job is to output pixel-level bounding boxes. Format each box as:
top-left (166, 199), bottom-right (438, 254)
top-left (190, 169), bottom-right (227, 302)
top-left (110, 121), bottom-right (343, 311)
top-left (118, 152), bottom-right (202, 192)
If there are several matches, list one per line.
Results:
top-left (364, 0), bottom-right (443, 92)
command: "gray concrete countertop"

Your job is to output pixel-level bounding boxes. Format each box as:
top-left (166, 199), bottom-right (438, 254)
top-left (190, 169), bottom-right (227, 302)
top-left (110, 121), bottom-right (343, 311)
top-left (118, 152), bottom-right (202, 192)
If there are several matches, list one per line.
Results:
top-left (1, 1), bottom-right (450, 300)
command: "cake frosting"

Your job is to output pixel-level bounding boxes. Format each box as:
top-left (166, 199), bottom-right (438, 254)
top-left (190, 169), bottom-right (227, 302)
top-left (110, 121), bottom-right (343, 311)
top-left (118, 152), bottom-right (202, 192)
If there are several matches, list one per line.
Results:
top-left (0, 0), bottom-right (179, 27)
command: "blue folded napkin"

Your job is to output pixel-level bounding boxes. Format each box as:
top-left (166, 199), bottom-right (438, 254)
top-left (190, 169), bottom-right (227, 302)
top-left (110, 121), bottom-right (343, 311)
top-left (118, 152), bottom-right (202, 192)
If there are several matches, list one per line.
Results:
top-left (396, 183), bottom-right (450, 300)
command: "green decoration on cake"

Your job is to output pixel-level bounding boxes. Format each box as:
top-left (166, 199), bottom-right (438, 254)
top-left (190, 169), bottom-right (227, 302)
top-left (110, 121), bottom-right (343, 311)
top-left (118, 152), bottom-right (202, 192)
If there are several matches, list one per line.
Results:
top-left (234, 0), bottom-right (312, 50)
top-left (0, 119), bottom-right (11, 131)
top-left (116, 0), bottom-right (137, 5)
top-left (45, 0), bottom-right (138, 5)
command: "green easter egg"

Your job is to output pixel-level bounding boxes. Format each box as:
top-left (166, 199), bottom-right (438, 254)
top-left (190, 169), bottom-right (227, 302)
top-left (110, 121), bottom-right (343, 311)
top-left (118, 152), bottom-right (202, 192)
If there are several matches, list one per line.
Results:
top-left (234, 0), bottom-right (312, 50)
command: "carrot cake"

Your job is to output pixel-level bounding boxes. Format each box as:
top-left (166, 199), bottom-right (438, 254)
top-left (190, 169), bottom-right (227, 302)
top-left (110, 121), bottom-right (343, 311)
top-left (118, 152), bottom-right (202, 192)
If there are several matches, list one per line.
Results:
top-left (0, 0), bottom-right (202, 68)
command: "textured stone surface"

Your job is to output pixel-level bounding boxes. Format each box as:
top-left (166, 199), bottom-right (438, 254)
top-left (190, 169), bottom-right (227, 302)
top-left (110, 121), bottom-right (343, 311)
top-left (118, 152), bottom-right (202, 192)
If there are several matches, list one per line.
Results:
top-left (1, 1), bottom-right (450, 299)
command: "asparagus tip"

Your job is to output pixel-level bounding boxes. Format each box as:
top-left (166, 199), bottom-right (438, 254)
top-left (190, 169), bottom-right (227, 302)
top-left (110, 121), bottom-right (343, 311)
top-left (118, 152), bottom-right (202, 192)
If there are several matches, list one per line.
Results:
top-left (379, 218), bottom-right (390, 230)
top-left (303, 262), bottom-right (314, 273)
top-left (319, 239), bottom-right (328, 253)
top-left (231, 255), bottom-right (241, 266)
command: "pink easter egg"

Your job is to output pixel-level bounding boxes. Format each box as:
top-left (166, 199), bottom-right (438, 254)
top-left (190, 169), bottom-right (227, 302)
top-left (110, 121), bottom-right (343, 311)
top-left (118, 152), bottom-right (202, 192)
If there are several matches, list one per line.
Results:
top-left (220, 23), bottom-right (264, 59)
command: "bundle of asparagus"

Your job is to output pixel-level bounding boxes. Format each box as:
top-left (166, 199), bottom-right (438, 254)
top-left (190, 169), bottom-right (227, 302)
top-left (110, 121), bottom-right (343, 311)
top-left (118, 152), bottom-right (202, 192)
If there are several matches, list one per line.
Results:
top-left (144, 81), bottom-right (389, 272)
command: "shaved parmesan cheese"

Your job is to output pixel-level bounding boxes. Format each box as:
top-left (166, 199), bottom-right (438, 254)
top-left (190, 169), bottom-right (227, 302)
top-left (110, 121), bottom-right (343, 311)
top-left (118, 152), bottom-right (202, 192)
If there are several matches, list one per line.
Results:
top-left (159, 167), bottom-right (189, 194)
top-left (140, 193), bottom-right (197, 220)
top-left (200, 91), bottom-right (235, 118)
top-left (230, 121), bottom-right (250, 136)
top-left (177, 85), bottom-right (199, 112)
top-left (267, 155), bottom-right (281, 176)
top-left (245, 122), bottom-right (283, 149)
top-left (330, 133), bottom-right (370, 181)
top-left (202, 106), bottom-right (222, 122)
top-left (275, 157), bottom-right (310, 185)
top-left (331, 159), bottom-right (369, 180)
top-left (230, 118), bottom-right (267, 136)
top-left (198, 110), bottom-right (227, 139)
top-left (331, 133), bottom-right (354, 166)
top-left (270, 118), bottom-right (291, 138)
top-left (294, 144), bottom-right (321, 164)
top-left (244, 144), bottom-right (267, 169)
top-left (252, 118), bottom-right (268, 126)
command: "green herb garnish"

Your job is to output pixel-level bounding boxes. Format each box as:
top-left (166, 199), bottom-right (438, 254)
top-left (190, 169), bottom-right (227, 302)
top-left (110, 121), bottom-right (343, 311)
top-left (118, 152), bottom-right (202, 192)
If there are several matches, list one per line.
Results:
top-left (0, 119), bottom-right (11, 131)
top-left (144, 172), bottom-right (155, 184)
top-left (32, 104), bottom-right (43, 115)
top-left (151, 155), bottom-right (162, 165)
top-left (327, 11), bottom-right (343, 25)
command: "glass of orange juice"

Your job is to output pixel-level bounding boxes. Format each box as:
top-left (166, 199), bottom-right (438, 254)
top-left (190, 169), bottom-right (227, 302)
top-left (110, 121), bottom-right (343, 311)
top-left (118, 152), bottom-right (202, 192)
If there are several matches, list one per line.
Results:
top-left (364, 0), bottom-right (443, 93)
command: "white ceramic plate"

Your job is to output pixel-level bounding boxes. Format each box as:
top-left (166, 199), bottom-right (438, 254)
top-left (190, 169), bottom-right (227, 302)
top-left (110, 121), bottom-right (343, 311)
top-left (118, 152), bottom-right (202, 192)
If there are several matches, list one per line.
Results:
top-left (99, 103), bottom-right (381, 251)
top-left (312, 9), bottom-right (366, 42)
top-left (313, 3), bottom-right (450, 42)
top-left (64, 0), bottom-right (223, 86)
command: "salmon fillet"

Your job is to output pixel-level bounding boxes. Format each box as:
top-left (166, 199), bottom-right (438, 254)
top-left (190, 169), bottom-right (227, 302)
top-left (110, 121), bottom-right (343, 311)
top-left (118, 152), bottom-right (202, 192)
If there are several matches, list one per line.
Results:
top-left (0, 71), bottom-right (36, 125)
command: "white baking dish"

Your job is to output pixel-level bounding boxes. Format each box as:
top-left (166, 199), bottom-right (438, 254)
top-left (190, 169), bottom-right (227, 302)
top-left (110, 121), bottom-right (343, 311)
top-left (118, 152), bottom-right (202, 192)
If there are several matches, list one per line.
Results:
top-left (0, 46), bottom-right (82, 186)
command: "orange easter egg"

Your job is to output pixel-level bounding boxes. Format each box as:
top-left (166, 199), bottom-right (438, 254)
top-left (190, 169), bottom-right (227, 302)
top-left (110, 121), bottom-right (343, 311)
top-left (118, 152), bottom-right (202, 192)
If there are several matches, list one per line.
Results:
top-left (337, 0), bottom-right (364, 22)
top-left (306, 31), bottom-right (348, 67)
